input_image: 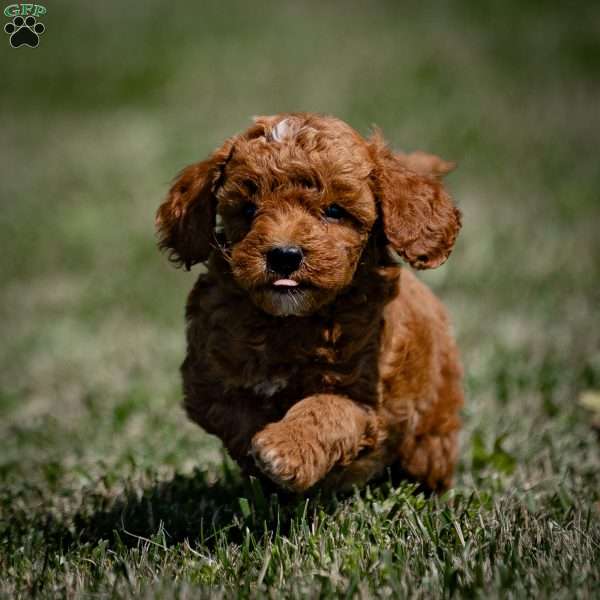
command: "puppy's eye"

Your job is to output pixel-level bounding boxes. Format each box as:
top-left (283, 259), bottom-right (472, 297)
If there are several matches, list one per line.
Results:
top-left (244, 180), bottom-right (259, 196)
top-left (242, 202), bottom-right (257, 219)
top-left (324, 204), bottom-right (346, 220)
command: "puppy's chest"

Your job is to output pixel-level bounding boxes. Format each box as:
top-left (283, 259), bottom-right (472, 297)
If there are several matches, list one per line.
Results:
top-left (207, 318), bottom-right (357, 398)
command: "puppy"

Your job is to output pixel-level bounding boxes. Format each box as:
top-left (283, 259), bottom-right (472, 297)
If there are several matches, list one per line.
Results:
top-left (156, 113), bottom-right (463, 493)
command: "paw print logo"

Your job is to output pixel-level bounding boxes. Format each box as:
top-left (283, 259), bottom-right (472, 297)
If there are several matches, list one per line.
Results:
top-left (4, 15), bottom-right (45, 48)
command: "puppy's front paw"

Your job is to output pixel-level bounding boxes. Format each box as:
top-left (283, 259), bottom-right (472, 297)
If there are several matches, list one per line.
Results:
top-left (250, 427), bottom-right (319, 493)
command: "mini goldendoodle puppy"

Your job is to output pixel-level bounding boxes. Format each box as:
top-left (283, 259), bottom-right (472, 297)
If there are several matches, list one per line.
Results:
top-left (156, 113), bottom-right (463, 493)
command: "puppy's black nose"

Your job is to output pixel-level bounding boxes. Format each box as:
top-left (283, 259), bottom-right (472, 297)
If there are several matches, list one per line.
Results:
top-left (266, 246), bottom-right (303, 277)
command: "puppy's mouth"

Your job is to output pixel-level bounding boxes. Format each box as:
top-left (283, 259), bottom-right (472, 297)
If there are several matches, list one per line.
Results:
top-left (268, 278), bottom-right (316, 295)
top-left (272, 278), bottom-right (301, 290)
top-left (253, 278), bottom-right (319, 316)
top-left (273, 278), bottom-right (299, 288)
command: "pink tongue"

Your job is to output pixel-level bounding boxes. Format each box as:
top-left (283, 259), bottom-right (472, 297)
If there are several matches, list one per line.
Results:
top-left (273, 279), bottom-right (299, 287)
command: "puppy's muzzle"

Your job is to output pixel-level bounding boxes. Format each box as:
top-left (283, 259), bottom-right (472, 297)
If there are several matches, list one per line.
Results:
top-left (266, 246), bottom-right (304, 277)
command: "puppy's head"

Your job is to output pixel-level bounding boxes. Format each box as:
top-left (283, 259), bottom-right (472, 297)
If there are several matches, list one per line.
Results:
top-left (157, 113), bottom-right (461, 316)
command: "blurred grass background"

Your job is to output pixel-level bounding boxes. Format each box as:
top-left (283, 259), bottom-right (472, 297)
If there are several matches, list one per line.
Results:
top-left (1, 1), bottom-right (599, 597)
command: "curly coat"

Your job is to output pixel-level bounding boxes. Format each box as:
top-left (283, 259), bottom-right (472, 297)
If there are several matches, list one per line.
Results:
top-left (156, 113), bottom-right (463, 492)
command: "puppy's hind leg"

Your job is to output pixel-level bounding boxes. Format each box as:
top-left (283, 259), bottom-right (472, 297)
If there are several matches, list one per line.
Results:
top-left (250, 394), bottom-right (379, 493)
top-left (396, 429), bottom-right (460, 492)
top-left (397, 352), bottom-right (464, 492)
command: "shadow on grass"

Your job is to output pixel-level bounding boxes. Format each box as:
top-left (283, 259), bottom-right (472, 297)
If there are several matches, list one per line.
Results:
top-left (27, 467), bottom-right (334, 553)
top-left (70, 474), bottom-right (281, 550)
top-left (75, 470), bottom-right (251, 548)
top-left (9, 463), bottom-right (425, 555)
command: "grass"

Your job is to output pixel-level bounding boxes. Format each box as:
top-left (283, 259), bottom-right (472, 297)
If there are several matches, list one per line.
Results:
top-left (1, 1), bottom-right (599, 597)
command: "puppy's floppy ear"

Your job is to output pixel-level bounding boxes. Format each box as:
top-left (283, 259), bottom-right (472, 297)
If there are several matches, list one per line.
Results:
top-left (369, 132), bottom-right (461, 270)
top-left (156, 140), bottom-right (234, 269)
top-left (394, 150), bottom-right (456, 179)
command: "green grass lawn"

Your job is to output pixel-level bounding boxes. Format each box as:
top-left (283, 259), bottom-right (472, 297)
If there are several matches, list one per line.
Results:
top-left (1, 1), bottom-right (599, 597)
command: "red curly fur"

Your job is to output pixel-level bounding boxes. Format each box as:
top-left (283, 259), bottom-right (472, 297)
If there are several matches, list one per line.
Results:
top-left (156, 113), bottom-right (463, 493)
